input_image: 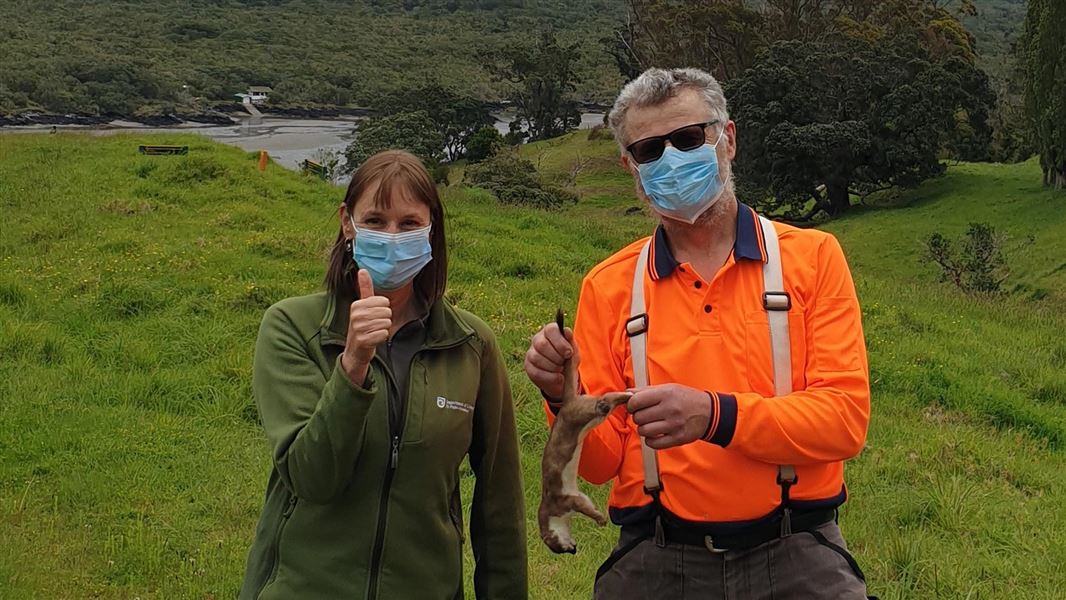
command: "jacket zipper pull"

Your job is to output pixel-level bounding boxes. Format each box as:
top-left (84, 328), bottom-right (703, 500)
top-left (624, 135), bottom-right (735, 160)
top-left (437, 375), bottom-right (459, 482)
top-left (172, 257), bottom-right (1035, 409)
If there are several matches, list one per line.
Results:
top-left (390, 435), bottom-right (400, 469)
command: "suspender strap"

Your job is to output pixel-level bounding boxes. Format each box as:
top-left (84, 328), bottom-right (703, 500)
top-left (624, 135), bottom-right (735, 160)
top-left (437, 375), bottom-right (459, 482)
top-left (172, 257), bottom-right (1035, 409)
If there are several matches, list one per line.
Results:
top-left (759, 215), bottom-right (792, 397)
top-left (629, 218), bottom-right (794, 513)
top-left (630, 241), bottom-right (661, 495)
top-left (759, 215), bottom-right (798, 533)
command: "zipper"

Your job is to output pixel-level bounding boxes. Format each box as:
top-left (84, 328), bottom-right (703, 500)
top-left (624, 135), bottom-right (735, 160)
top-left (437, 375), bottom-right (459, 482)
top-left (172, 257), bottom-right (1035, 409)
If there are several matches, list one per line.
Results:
top-left (385, 338), bottom-right (401, 435)
top-left (367, 342), bottom-right (403, 600)
top-left (365, 334), bottom-right (473, 600)
top-left (366, 447), bottom-right (397, 600)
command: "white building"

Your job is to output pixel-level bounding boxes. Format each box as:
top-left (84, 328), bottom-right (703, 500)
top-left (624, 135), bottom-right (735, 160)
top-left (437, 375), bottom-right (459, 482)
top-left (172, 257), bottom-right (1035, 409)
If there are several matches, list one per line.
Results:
top-left (236, 86), bottom-right (273, 106)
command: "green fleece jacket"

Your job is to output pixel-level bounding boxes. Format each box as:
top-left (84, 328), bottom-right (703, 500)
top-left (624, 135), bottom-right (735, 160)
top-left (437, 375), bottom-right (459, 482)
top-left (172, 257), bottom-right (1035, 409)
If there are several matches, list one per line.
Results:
top-left (239, 289), bottom-right (527, 600)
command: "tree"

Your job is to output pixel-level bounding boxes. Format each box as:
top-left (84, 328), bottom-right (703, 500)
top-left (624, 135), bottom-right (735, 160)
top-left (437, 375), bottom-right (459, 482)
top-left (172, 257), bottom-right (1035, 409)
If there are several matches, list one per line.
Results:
top-left (372, 84), bottom-right (494, 161)
top-left (465, 126), bottom-right (504, 162)
top-left (604, 0), bottom-right (764, 82)
top-left (1022, 0), bottom-right (1066, 189)
top-left (927, 222), bottom-right (1020, 294)
top-left (606, 0), bottom-right (987, 83)
top-left (343, 111), bottom-right (444, 173)
top-left (498, 30), bottom-right (582, 142)
top-left (727, 36), bottom-right (994, 220)
top-left (464, 151), bottom-right (577, 209)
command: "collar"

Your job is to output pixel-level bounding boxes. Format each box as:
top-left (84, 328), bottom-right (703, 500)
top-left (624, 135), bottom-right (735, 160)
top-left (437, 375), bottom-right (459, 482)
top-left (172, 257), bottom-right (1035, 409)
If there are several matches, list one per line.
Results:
top-left (648, 202), bottom-right (767, 281)
top-left (319, 287), bottom-right (473, 349)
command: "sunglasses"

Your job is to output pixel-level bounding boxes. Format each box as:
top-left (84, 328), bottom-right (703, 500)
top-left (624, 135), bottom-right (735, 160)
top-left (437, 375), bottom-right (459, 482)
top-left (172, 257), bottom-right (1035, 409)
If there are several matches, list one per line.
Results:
top-left (625, 121), bottom-right (720, 165)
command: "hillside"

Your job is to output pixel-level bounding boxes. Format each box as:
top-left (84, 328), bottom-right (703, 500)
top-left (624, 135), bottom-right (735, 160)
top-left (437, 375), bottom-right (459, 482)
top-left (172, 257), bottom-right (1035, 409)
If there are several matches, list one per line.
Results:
top-left (1, 131), bottom-right (1064, 599)
top-left (966, 0), bottom-right (1029, 82)
top-left (0, 0), bottom-right (1028, 118)
top-left (0, 0), bottom-right (625, 115)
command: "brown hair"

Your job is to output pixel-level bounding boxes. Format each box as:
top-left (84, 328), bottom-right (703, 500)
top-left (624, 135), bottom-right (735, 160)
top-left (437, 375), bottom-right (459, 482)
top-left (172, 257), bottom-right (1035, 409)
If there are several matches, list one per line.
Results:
top-left (325, 150), bottom-right (447, 306)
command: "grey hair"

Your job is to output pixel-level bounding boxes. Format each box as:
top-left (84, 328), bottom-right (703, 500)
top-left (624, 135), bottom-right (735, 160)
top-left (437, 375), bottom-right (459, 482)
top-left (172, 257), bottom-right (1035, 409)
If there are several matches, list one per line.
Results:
top-left (608, 67), bottom-right (730, 149)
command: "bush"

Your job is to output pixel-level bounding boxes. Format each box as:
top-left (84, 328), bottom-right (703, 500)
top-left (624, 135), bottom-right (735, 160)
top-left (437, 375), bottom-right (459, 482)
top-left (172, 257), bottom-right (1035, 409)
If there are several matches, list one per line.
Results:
top-left (588, 124), bottom-right (613, 141)
top-left (431, 163), bottom-right (451, 186)
top-left (344, 111), bottom-right (444, 173)
top-left (927, 223), bottom-right (1024, 294)
top-left (465, 127), bottom-right (504, 163)
top-left (158, 156), bottom-right (224, 184)
top-left (503, 130), bottom-right (526, 146)
top-left (308, 148), bottom-right (345, 184)
top-left (495, 184), bottom-right (578, 209)
top-left (463, 152), bottom-right (576, 209)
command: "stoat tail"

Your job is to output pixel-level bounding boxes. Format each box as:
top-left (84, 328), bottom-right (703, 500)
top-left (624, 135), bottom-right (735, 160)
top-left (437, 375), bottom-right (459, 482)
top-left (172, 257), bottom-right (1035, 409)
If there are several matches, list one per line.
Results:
top-left (556, 308), bottom-right (577, 402)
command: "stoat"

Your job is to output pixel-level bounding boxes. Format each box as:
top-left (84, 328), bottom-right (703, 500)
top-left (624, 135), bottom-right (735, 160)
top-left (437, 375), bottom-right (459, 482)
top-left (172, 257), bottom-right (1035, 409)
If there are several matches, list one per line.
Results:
top-left (539, 309), bottom-right (631, 554)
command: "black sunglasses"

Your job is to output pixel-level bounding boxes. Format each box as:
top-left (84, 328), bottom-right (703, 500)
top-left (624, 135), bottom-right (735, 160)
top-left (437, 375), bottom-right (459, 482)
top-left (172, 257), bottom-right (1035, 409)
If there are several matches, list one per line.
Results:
top-left (625, 121), bottom-right (720, 165)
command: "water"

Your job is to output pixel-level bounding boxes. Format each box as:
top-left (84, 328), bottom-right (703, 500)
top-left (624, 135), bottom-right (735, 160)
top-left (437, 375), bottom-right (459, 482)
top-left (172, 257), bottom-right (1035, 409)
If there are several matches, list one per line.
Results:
top-left (3, 117), bottom-right (357, 172)
top-left (2, 112), bottom-right (607, 175)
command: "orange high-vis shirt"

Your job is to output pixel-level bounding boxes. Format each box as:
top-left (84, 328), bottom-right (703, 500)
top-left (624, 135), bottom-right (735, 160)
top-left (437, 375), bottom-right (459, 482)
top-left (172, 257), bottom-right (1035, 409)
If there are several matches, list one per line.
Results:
top-left (550, 204), bottom-right (870, 526)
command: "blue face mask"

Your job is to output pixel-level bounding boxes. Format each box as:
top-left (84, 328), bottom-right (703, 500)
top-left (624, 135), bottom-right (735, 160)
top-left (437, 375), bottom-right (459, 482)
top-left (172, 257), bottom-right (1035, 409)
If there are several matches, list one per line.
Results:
top-left (350, 217), bottom-right (433, 291)
top-left (637, 128), bottom-right (728, 224)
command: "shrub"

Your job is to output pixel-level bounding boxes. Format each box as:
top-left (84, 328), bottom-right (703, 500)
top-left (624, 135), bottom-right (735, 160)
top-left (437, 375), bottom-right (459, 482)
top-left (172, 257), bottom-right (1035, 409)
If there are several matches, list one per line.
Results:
top-left (927, 223), bottom-right (1026, 294)
top-left (344, 111), bottom-right (444, 173)
top-left (503, 130), bottom-right (526, 146)
top-left (158, 156), bottom-right (224, 184)
top-left (588, 124), bottom-right (613, 141)
top-left (430, 163), bottom-right (451, 185)
top-left (308, 148), bottom-right (344, 184)
top-left (465, 127), bottom-right (504, 163)
top-left (463, 152), bottom-right (576, 209)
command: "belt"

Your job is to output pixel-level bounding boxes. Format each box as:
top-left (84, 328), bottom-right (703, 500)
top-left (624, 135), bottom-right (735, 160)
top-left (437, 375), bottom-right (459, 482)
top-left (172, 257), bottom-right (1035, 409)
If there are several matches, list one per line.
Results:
top-left (622, 509), bottom-right (836, 553)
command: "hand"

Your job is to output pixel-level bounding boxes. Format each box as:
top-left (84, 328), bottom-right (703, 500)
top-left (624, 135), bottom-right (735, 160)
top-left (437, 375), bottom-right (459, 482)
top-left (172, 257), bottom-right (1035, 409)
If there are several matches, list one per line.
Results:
top-left (524, 319), bottom-right (581, 400)
top-left (627, 384), bottom-right (711, 449)
top-left (341, 269), bottom-right (392, 386)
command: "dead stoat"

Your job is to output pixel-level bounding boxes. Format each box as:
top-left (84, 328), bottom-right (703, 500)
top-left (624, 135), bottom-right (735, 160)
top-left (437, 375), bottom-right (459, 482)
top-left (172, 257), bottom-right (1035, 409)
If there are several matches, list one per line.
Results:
top-left (539, 309), bottom-right (631, 554)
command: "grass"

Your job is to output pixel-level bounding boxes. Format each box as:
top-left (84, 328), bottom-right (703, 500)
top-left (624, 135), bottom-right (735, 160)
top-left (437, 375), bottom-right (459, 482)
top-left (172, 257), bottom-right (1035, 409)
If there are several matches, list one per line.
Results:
top-left (1, 130), bottom-right (1065, 598)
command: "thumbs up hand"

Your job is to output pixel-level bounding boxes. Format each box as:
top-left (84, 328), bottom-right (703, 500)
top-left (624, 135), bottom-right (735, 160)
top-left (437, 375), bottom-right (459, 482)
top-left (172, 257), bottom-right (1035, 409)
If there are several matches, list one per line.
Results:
top-left (340, 269), bottom-right (393, 386)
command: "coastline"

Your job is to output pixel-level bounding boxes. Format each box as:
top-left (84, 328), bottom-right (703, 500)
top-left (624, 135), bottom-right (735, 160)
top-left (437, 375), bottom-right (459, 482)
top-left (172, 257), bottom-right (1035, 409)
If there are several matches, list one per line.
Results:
top-left (0, 101), bottom-right (608, 130)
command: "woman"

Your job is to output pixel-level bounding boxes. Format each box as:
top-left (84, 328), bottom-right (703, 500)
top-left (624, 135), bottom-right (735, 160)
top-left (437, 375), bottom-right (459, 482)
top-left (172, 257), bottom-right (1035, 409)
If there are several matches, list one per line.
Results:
top-left (240, 150), bottom-right (527, 599)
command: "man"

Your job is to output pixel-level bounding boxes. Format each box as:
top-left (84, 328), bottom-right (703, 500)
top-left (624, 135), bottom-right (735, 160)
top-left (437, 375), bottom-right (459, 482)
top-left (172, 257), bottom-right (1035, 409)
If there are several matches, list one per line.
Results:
top-left (524, 67), bottom-right (872, 599)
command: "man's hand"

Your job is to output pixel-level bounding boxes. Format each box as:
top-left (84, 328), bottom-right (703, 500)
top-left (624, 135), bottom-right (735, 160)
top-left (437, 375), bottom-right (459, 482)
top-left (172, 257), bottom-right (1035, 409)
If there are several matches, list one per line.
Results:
top-left (627, 384), bottom-right (711, 449)
top-left (524, 320), bottom-right (580, 400)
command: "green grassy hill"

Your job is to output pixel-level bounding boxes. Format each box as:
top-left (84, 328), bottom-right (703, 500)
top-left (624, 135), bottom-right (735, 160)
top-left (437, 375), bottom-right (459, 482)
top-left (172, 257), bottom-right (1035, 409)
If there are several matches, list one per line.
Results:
top-left (0, 0), bottom-right (624, 115)
top-left (1, 132), bottom-right (1064, 598)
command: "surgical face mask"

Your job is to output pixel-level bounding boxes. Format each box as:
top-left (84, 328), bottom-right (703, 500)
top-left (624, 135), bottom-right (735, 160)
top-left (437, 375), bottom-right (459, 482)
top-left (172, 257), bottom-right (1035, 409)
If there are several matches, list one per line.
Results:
top-left (350, 216), bottom-right (433, 291)
top-left (636, 128), bottom-right (728, 224)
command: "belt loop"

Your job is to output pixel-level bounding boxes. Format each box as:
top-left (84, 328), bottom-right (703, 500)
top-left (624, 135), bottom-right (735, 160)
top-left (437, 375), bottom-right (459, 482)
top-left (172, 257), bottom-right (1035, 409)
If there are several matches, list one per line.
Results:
top-left (777, 468), bottom-right (798, 538)
top-left (648, 489), bottom-right (666, 548)
top-left (780, 507), bottom-right (793, 537)
top-left (654, 514), bottom-right (666, 548)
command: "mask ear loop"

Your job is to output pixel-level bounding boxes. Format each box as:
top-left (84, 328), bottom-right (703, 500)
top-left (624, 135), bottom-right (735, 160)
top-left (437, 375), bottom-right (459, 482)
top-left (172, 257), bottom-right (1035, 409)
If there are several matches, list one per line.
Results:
top-left (346, 212), bottom-right (357, 255)
top-left (713, 127), bottom-right (733, 194)
top-left (709, 125), bottom-right (727, 149)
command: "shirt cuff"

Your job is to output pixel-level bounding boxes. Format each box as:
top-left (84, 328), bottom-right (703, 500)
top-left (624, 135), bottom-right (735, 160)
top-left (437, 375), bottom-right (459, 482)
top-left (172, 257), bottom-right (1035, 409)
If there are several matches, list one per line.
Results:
top-left (333, 356), bottom-right (376, 394)
top-left (701, 391), bottom-right (737, 447)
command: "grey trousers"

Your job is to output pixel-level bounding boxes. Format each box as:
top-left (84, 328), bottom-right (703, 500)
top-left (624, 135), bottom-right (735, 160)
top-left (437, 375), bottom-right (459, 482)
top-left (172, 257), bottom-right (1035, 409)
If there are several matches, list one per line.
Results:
top-left (593, 521), bottom-right (870, 600)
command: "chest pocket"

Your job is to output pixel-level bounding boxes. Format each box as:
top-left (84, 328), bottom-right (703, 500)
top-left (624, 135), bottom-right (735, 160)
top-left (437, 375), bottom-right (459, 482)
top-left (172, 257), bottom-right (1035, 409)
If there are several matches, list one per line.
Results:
top-left (744, 306), bottom-right (807, 397)
top-left (404, 349), bottom-right (478, 456)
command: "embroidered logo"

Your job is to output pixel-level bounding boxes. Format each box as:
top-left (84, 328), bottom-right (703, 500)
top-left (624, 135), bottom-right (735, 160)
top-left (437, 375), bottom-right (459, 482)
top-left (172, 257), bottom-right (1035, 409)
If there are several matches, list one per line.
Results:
top-left (436, 396), bottom-right (472, 413)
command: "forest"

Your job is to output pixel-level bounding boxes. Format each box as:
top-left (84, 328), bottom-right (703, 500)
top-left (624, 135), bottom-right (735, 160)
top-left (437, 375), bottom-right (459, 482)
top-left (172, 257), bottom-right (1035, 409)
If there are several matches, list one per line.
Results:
top-left (0, 0), bottom-right (1026, 117)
